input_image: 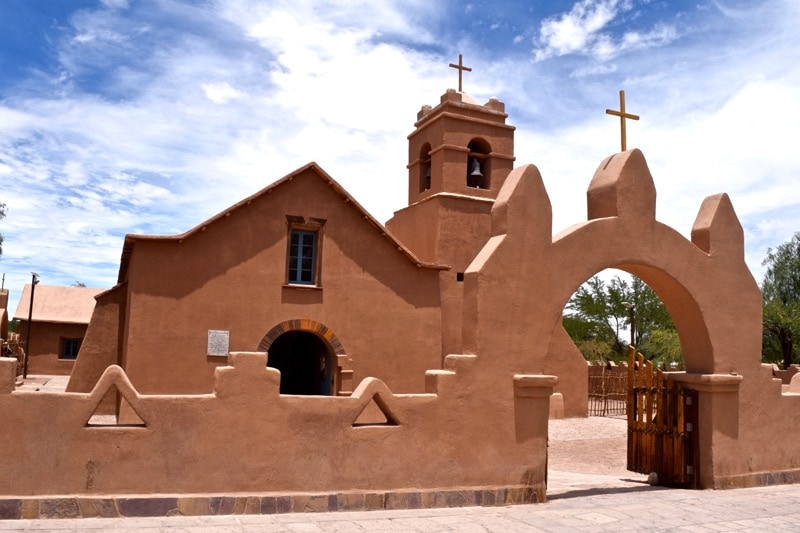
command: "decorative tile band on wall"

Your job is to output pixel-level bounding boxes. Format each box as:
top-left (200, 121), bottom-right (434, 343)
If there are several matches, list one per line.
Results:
top-left (0, 485), bottom-right (544, 520)
top-left (714, 469), bottom-right (800, 490)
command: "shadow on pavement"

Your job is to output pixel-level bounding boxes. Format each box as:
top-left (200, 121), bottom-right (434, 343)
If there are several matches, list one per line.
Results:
top-left (547, 482), bottom-right (669, 501)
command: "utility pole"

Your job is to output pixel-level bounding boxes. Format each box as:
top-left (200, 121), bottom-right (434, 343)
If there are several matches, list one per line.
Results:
top-left (23, 272), bottom-right (40, 379)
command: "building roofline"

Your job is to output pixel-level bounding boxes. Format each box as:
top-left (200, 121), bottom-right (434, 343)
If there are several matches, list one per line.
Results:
top-left (117, 163), bottom-right (449, 283)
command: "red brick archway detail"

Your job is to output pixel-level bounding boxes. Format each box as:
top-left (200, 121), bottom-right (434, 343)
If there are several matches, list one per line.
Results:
top-left (257, 319), bottom-right (352, 396)
top-left (258, 319), bottom-right (346, 355)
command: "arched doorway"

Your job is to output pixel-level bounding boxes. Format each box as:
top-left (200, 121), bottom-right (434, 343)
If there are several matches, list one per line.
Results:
top-left (267, 331), bottom-right (332, 395)
top-left (257, 319), bottom-right (350, 396)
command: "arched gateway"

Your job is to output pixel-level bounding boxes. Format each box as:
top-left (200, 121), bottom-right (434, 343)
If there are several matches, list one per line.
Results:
top-left (461, 149), bottom-right (773, 489)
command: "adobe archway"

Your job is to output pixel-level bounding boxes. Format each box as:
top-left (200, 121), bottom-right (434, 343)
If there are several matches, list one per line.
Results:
top-left (462, 149), bottom-right (764, 489)
top-left (257, 319), bottom-right (351, 396)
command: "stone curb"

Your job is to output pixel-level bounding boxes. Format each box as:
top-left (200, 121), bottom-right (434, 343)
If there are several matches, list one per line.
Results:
top-left (0, 485), bottom-right (543, 520)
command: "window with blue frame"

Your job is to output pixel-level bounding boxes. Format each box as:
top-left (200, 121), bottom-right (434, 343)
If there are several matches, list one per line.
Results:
top-left (288, 229), bottom-right (317, 284)
top-left (286, 216), bottom-right (325, 286)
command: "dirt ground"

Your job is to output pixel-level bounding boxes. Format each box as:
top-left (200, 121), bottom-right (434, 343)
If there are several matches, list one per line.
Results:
top-left (547, 415), bottom-right (650, 496)
top-left (549, 415), bottom-right (631, 475)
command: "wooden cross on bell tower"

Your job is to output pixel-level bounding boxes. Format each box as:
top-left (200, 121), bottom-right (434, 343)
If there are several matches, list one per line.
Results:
top-left (606, 90), bottom-right (640, 152)
top-left (449, 54), bottom-right (472, 92)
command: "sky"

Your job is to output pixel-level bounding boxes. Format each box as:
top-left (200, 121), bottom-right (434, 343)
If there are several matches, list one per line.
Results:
top-left (1, 0), bottom-right (799, 316)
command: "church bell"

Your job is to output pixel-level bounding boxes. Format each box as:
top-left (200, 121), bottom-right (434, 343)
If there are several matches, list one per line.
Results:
top-left (469, 157), bottom-right (483, 177)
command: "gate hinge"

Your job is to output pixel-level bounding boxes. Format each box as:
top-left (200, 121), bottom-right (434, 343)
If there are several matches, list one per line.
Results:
top-left (686, 422), bottom-right (692, 432)
top-left (686, 396), bottom-right (693, 406)
top-left (686, 465), bottom-right (694, 475)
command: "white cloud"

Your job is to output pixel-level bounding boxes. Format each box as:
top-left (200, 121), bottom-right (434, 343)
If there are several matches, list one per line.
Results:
top-left (220, 0), bottom-right (442, 47)
top-left (535, 0), bottom-right (626, 60)
top-left (621, 24), bottom-right (677, 50)
top-left (72, 28), bottom-right (126, 45)
top-left (201, 82), bottom-right (245, 104)
top-left (58, 161), bottom-right (89, 187)
top-left (100, 0), bottom-right (129, 9)
top-left (533, 0), bottom-right (677, 61)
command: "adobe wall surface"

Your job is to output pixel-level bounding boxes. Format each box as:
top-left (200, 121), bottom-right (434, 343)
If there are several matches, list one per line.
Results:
top-left (543, 325), bottom-right (588, 418)
top-left (388, 194), bottom-right (495, 358)
top-left (0, 353), bottom-right (554, 500)
top-left (15, 321), bottom-right (84, 375)
top-left (773, 364), bottom-right (800, 384)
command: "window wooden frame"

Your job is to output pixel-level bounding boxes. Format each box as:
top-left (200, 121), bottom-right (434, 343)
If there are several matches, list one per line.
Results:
top-left (60, 337), bottom-right (82, 360)
top-left (285, 216), bottom-right (326, 287)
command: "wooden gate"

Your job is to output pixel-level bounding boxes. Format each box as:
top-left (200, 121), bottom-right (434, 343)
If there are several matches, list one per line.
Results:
top-left (627, 347), bottom-right (698, 488)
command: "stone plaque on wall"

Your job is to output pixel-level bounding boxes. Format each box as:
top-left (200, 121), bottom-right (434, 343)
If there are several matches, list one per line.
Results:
top-left (207, 330), bottom-right (230, 357)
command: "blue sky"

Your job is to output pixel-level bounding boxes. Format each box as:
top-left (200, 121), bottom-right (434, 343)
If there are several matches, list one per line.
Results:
top-left (1, 0), bottom-right (799, 315)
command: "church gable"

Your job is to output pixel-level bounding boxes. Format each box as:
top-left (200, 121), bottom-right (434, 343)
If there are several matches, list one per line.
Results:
top-left (118, 163), bottom-right (445, 289)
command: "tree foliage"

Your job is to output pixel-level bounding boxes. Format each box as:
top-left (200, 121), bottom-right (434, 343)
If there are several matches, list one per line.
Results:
top-left (761, 232), bottom-right (800, 368)
top-left (565, 276), bottom-right (628, 359)
top-left (563, 273), bottom-right (682, 367)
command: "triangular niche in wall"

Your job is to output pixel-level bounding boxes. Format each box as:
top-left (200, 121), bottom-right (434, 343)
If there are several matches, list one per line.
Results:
top-left (86, 387), bottom-right (146, 427)
top-left (83, 366), bottom-right (148, 428)
top-left (352, 394), bottom-right (398, 427)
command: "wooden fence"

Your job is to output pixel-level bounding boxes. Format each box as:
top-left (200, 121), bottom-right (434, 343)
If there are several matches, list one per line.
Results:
top-left (587, 368), bottom-right (627, 417)
top-left (627, 348), bottom-right (698, 488)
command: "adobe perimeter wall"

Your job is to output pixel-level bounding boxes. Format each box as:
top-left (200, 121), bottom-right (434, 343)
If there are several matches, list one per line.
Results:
top-left (0, 353), bottom-right (555, 502)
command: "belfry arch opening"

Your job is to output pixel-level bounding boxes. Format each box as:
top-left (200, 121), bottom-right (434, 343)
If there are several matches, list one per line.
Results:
top-left (419, 142), bottom-right (431, 192)
top-left (267, 331), bottom-right (333, 395)
top-left (467, 138), bottom-right (490, 189)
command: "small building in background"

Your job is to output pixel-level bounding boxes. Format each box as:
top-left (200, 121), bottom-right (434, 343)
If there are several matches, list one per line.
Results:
top-left (13, 285), bottom-right (104, 375)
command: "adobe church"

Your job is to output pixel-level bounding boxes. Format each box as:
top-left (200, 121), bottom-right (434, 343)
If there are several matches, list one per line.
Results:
top-left (4, 57), bottom-right (800, 510)
top-left (67, 83), bottom-right (589, 415)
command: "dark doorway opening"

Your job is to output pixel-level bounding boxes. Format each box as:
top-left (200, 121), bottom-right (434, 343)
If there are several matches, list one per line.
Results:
top-left (267, 331), bottom-right (332, 395)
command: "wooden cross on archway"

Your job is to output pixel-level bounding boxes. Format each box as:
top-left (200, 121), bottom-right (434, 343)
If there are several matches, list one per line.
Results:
top-left (606, 90), bottom-right (640, 152)
top-left (449, 54), bottom-right (472, 92)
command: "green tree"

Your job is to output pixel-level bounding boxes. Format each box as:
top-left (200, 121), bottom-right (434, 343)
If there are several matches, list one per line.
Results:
top-left (564, 275), bottom-right (629, 360)
top-left (640, 328), bottom-right (683, 369)
top-left (562, 314), bottom-right (613, 361)
top-left (564, 273), bottom-right (682, 365)
top-left (761, 232), bottom-right (800, 368)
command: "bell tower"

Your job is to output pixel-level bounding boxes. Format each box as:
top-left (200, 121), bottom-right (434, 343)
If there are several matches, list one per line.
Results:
top-left (406, 89), bottom-right (515, 205)
top-left (386, 80), bottom-right (516, 358)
